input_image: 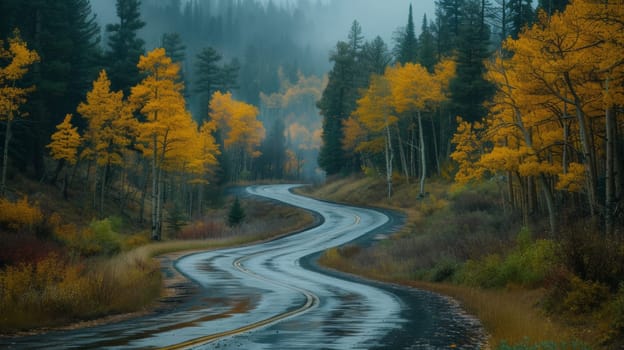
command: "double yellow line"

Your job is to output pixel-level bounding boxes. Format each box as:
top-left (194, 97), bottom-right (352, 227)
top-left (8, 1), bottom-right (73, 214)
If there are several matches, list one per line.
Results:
top-left (160, 253), bottom-right (319, 350)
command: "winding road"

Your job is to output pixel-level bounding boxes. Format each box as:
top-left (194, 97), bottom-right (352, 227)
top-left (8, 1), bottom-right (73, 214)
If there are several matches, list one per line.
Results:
top-left (1, 184), bottom-right (484, 349)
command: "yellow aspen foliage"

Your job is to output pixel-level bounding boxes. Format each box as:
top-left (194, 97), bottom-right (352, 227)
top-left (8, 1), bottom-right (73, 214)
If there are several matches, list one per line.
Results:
top-left (0, 196), bottom-right (44, 231)
top-left (208, 91), bottom-right (264, 157)
top-left (77, 70), bottom-right (136, 167)
top-left (556, 162), bottom-right (586, 193)
top-left (386, 59), bottom-right (455, 114)
top-left (0, 31), bottom-right (39, 119)
top-left (450, 117), bottom-right (486, 184)
top-left (0, 30), bottom-right (39, 193)
top-left (130, 48), bottom-right (192, 165)
top-left (47, 114), bottom-right (81, 165)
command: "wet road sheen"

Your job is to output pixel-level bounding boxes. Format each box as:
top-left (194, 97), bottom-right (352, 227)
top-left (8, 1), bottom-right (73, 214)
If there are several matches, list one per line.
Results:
top-left (1, 185), bottom-right (484, 349)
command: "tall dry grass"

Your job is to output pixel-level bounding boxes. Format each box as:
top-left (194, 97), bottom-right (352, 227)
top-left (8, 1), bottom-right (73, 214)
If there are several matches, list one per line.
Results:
top-left (0, 196), bottom-right (315, 333)
top-left (0, 252), bottom-right (161, 332)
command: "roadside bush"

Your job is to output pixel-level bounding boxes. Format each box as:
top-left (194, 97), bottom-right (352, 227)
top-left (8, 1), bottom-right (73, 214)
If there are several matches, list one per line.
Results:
top-left (496, 338), bottom-right (590, 350)
top-left (0, 197), bottom-right (44, 232)
top-left (458, 254), bottom-right (505, 288)
top-left (0, 252), bottom-right (160, 332)
top-left (544, 269), bottom-right (610, 315)
top-left (608, 284), bottom-right (624, 344)
top-left (177, 219), bottom-right (226, 239)
top-left (451, 190), bottom-right (496, 213)
top-left (54, 218), bottom-right (122, 258)
top-left (89, 218), bottom-right (122, 256)
top-left (558, 225), bottom-right (624, 289)
top-left (562, 276), bottom-right (609, 314)
top-left (428, 259), bottom-right (459, 282)
top-left (456, 229), bottom-right (557, 289)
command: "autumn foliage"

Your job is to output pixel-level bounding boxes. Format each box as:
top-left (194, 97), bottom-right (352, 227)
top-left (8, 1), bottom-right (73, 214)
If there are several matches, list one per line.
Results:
top-left (451, 0), bottom-right (624, 235)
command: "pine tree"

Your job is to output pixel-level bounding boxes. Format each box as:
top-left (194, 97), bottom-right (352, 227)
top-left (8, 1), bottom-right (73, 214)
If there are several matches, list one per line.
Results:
top-left (434, 0), bottom-right (466, 57)
top-left (106, 0), bottom-right (146, 94)
top-left (217, 58), bottom-right (240, 93)
top-left (508, 0), bottom-right (535, 39)
top-left (161, 32), bottom-right (186, 66)
top-left (317, 42), bottom-right (357, 175)
top-left (418, 15), bottom-right (437, 72)
top-left (449, 0), bottom-right (495, 123)
top-left (0, 1), bottom-right (101, 179)
top-left (396, 4), bottom-right (419, 64)
top-left (361, 36), bottom-right (392, 77)
top-left (537, 0), bottom-right (568, 15)
top-left (228, 197), bottom-right (245, 227)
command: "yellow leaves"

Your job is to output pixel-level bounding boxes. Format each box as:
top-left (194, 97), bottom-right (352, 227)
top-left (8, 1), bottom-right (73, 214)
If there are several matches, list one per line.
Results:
top-left (0, 31), bottom-right (39, 120)
top-left (451, 117), bottom-right (486, 184)
top-left (556, 162), bottom-right (585, 193)
top-left (0, 196), bottom-right (43, 231)
top-left (78, 70), bottom-right (135, 166)
top-left (386, 59), bottom-right (454, 113)
top-left (353, 74), bottom-right (394, 132)
top-left (0, 31), bottom-right (40, 82)
top-left (208, 91), bottom-right (264, 156)
top-left (47, 114), bottom-right (81, 165)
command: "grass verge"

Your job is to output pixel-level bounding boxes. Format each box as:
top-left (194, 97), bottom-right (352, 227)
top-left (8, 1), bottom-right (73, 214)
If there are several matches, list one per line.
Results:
top-left (308, 176), bottom-right (598, 349)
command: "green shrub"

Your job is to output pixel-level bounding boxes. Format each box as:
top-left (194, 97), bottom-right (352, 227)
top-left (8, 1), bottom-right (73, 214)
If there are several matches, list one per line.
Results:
top-left (228, 197), bottom-right (246, 227)
top-left (456, 229), bottom-right (556, 289)
top-left (89, 218), bottom-right (122, 256)
top-left (607, 283), bottom-right (624, 345)
top-left (562, 276), bottom-right (609, 314)
top-left (496, 338), bottom-right (590, 350)
top-left (428, 259), bottom-right (459, 282)
top-left (458, 254), bottom-right (504, 288)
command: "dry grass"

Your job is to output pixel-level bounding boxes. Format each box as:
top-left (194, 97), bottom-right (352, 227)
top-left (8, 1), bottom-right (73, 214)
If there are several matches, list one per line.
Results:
top-left (0, 195), bottom-right (315, 334)
top-left (319, 248), bottom-right (574, 348)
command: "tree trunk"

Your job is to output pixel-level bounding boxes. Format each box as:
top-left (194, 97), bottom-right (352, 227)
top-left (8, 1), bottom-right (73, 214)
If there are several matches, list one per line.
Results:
top-left (100, 162), bottom-right (107, 218)
top-left (565, 73), bottom-right (598, 217)
top-left (605, 104), bottom-right (616, 235)
top-left (385, 124), bottom-right (394, 199)
top-left (539, 174), bottom-right (557, 235)
top-left (418, 110), bottom-right (426, 197)
top-left (395, 125), bottom-right (409, 183)
top-left (151, 133), bottom-right (159, 240)
top-left (1, 115), bottom-right (12, 195)
top-left (430, 115), bottom-right (441, 176)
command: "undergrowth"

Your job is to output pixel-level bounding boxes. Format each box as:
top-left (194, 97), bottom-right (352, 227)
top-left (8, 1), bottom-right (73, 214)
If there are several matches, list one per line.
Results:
top-left (312, 176), bottom-right (622, 349)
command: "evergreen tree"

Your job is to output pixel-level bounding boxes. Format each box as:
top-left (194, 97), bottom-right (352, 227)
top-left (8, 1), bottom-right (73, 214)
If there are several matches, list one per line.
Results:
top-left (218, 58), bottom-right (240, 93)
top-left (347, 20), bottom-right (364, 56)
top-left (449, 0), bottom-right (495, 123)
top-left (106, 0), bottom-right (146, 94)
top-left (0, 0), bottom-right (101, 178)
top-left (418, 15), bottom-right (437, 72)
top-left (396, 4), bottom-right (419, 64)
top-left (194, 47), bottom-right (223, 97)
top-left (508, 0), bottom-right (535, 38)
top-left (434, 0), bottom-right (466, 57)
top-left (361, 36), bottom-right (392, 77)
top-left (228, 197), bottom-right (245, 227)
top-left (256, 118), bottom-right (286, 179)
top-left (161, 32), bottom-right (186, 64)
top-left (317, 41), bottom-right (358, 175)
top-left (537, 0), bottom-right (568, 15)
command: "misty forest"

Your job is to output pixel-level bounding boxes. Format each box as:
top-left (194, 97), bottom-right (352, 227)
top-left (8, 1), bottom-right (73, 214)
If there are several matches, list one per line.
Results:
top-left (1, 0), bottom-right (624, 349)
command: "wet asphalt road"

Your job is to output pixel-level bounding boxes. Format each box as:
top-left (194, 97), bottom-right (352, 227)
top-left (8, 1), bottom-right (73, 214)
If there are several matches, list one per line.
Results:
top-left (1, 184), bottom-right (484, 349)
